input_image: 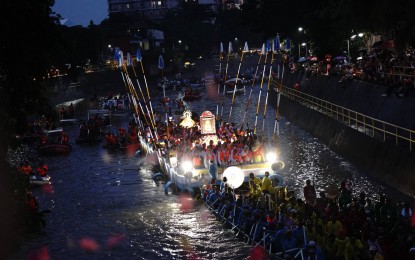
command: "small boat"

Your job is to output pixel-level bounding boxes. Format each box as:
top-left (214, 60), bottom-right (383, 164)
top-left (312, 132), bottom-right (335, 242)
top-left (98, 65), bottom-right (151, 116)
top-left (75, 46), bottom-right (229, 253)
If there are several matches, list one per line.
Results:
top-left (102, 98), bottom-right (130, 118)
top-left (87, 109), bottom-right (112, 134)
top-left (29, 175), bottom-right (51, 186)
top-left (38, 129), bottom-right (72, 155)
top-left (223, 78), bottom-right (247, 95)
top-left (183, 88), bottom-right (202, 101)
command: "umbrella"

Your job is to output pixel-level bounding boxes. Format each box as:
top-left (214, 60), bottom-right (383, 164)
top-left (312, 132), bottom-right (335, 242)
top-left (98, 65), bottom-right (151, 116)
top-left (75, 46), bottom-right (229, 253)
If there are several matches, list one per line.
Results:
top-left (158, 55), bottom-right (164, 69)
top-left (334, 56), bottom-right (346, 60)
top-left (298, 57), bottom-right (307, 63)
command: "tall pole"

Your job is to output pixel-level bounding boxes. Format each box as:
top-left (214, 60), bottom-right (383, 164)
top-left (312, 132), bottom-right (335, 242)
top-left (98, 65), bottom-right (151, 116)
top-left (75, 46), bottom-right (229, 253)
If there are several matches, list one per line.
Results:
top-left (347, 40), bottom-right (350, 62)
top-left (241, 52), bottom-right (262, 129)
top-left (254, 42), bottom-right (269, 134)
top-left (228, 41), bottom-right (249, 123)
top-left (216, 42), bottom-right (224, 120)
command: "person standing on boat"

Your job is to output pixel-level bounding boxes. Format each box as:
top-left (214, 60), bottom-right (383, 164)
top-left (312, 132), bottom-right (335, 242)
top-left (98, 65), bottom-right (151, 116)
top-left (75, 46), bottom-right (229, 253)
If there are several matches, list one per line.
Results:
top-left (208, 159), bottom-right (217, 184)
top-left (303, 179), bottom-right (317, 207)
top-left (68, 103), bottom-right (74, 118)
top-left (36, 162), bottom-right (48, 177)
top-left (22, 161), bottom-right (33, 176)
top-left (204, 147), bottom-right (216, 168)
top-left (261, 171), bottom-right (272, 194)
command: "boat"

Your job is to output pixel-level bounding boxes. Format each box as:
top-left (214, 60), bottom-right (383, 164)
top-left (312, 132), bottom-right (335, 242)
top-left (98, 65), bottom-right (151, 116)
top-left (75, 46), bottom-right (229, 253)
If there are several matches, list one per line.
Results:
top-left (87, 109), bottom-right (112, 134)
top-left (182, 88), bottom-right (202, 101)
top-left (38, 129), bottom-right (72, 155)
top-left (29, 175), bottom-right (51, 186)
top-left (102, 97), bottom-right (131, 118)
top-left (222, 78), bottom-right (247, 95)
top-left (140, 110), bottom-right (284, 194)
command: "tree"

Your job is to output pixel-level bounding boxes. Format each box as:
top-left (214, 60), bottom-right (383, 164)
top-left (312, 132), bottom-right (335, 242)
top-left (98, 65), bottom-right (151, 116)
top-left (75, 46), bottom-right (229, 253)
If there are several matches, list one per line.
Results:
top-left (0, 1), bottom-right (61, 256)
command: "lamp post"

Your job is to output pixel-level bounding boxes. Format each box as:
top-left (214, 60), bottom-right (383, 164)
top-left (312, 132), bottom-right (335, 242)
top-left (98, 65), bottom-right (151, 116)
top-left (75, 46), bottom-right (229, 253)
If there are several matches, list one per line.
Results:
top-left (302, 42), bottom-right (307, 57)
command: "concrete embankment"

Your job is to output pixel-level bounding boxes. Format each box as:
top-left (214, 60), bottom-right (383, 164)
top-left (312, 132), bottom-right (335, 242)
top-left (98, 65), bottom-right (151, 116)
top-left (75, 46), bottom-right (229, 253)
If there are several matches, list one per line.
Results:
top-left (270, 70), bottom-right (415, 199)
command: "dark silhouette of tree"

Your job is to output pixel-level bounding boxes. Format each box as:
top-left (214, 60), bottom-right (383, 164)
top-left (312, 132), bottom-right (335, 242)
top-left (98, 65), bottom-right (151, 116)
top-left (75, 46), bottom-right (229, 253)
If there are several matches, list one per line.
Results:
top-left (0, 0), bottom-right (62, 257)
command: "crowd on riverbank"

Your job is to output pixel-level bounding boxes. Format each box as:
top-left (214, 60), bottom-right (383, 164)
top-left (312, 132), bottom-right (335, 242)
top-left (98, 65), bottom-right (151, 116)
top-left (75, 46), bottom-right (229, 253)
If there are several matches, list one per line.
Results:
top-left (203, 173), bottom-right (415, 259)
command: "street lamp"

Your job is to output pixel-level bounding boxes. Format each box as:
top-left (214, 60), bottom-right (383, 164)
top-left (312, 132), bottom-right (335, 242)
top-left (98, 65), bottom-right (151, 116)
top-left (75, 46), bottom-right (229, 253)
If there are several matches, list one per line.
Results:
top-left (298, 27), bottom-right (303, 32)
top-left (347, 33), bottom-right (363, 62)
top-left (301, 42), bottom-right (307, 57)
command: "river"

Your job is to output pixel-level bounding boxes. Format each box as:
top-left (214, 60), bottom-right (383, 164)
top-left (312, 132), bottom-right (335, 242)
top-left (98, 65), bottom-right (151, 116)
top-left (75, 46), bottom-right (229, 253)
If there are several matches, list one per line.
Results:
top-left (11, 81), bottom-right (413, 259)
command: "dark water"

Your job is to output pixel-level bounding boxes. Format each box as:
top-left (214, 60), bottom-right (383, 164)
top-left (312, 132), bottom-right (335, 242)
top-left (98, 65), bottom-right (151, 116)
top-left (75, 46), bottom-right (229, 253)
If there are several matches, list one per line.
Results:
top-left (11, 84), bottom-right (413, 259)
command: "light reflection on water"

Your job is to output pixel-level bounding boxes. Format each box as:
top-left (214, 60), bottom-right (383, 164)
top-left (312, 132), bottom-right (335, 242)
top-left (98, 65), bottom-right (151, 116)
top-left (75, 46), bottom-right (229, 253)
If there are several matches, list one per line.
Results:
top-left (11, 87), bottom-right (412, 259)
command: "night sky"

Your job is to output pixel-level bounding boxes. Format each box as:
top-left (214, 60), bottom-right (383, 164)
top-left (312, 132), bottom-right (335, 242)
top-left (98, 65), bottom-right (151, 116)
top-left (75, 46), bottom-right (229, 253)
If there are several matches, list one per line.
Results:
top-left (52, 0), bottom-right (107, 27)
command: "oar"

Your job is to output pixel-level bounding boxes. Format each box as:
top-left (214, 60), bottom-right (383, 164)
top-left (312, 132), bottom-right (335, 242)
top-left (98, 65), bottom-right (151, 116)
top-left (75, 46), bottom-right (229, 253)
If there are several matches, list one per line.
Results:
top-left (228, 42), bottom-right (249, 123)
top-left (216, 42), bottom-right (224, 120)
top-left (253, 42), bottom-right (269, 134)
top-left (220, 42), bottom-right (233, 122)
top-left (240, 49), bottom-right (263, 129)
top-left (261, 44), bottom-right (276, 132)
top-left (136, 49), bottom-right (157, 129)
top-left (273, 62), bottom-right (285, 138)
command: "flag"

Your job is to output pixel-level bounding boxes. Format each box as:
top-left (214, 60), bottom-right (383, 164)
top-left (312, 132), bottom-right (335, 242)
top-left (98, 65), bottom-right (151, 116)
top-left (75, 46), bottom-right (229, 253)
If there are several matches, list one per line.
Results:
top-left (274, 34), bottom-right (281, 52)
top-left (126, 53), bottom-right (132, 66)
top-left (266, 40), bottom-right (271, 52)
top-left (114, 47), bottom-right (120, 61)
top-left (118, 50), bottom-right (124, 68)
top-left (136, 48), bottom-right (142, 62)
top-left (243, 41), bottom-right (249, 52)
top-left (158, 55), bottom-right (164, 70)
top-left (286, 37), bottom-right (291, 51)
top-left (261, 43), bottom-right (265, 55)
top-left (220, 42), bottom-right (224, 53)
top-left (228, 42), bottom-right (233, 53)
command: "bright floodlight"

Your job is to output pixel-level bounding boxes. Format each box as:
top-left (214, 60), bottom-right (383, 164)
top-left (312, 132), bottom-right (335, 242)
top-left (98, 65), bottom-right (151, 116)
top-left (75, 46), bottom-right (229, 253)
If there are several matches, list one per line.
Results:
top-left (223, 166), bottom-right (244, 189)
top-left (266, 152), bottom-right (278, 163)
top-left (358, 33), bottom-right (364, 37)
top-left (351, 35), bottom-right (357, 39)
top-left (301, 42), bottom-right (306, 46)
top-left (298, 27), bottom-right (303, 32)
top-left (181, 161), bottom-right (193, 172)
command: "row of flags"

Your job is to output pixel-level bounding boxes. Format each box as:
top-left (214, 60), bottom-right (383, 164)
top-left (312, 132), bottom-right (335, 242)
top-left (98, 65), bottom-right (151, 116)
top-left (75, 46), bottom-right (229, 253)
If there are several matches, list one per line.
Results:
top-left (220, 35), bottom-right (290, 55)
top-left (114, 48), bottom-right (164, 69)
top-left (113, 35), bottom-right (290, 68)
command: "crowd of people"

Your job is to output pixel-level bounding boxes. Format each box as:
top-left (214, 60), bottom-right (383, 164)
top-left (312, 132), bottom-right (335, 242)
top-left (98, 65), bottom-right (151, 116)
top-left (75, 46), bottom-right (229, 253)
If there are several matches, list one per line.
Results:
top-left (202, 172), bottom-right (415, 259)
top-left (290, 47), bottom-right (415, 98)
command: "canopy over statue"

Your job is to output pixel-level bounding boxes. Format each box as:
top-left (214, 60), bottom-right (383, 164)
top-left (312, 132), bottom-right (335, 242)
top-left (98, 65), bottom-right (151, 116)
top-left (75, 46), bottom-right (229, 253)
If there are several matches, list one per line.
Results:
top-left (200, 111), bottom-right (216, 135)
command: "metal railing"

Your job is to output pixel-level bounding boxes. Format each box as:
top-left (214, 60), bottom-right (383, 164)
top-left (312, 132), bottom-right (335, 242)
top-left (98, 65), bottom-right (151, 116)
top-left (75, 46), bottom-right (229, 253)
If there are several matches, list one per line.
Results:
top-left (277, 85), bottom-right (414, 151)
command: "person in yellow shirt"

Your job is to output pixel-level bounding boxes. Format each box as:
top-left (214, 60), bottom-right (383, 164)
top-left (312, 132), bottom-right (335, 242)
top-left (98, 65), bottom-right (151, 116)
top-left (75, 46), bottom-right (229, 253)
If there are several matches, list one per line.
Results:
top-left (325, 215), bottom-right (343, 239)
top-left (261, 171), bottom-right (272, 194)
top-left (344, 235), bottom-right (363, 260)
top-left (248, 172), bottom-right (261, 190)
top-left (249, 181), bottom-right (261, 201)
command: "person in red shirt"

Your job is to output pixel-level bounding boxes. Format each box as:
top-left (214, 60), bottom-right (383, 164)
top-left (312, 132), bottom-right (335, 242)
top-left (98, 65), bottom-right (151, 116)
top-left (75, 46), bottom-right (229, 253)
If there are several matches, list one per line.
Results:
top-left (36, 161), bottom-right (48, 177)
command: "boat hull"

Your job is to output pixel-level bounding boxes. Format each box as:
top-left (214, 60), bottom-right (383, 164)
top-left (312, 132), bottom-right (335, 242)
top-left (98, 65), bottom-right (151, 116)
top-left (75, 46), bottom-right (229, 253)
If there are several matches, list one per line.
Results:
top-left (29, 175), bottom-right (51, 185)
top-left (38, 143), bottom-right (72, 155)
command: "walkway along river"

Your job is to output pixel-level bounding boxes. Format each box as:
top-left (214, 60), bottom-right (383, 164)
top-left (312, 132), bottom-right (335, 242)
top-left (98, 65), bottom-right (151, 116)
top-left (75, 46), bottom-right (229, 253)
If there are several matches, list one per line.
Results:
top-left (11, 75), bottom-right (415, 259)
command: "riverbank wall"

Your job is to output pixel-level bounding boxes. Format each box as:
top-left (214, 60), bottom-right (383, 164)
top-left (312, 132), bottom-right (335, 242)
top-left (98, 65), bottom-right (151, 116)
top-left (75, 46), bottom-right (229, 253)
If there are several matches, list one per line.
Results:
top-left (270, 70), bottom-right (415, 199)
